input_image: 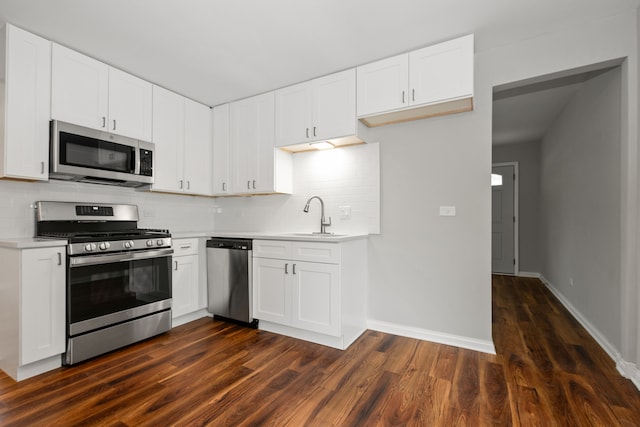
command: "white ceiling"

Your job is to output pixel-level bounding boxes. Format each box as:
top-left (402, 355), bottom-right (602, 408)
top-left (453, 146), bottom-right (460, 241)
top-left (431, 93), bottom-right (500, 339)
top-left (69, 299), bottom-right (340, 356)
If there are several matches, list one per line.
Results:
top-left (0, 0), bottom-right (637, 109)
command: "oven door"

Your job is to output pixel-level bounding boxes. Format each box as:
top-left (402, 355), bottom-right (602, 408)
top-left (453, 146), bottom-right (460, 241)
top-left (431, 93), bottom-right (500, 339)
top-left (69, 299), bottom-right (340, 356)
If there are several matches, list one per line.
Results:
top-left (67, 248), bottom-right (173, 336)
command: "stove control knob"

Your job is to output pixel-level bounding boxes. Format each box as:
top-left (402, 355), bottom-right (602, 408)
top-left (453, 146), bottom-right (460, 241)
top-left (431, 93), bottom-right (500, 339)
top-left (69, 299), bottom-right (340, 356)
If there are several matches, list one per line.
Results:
top-left (123, 240), bottom-right (134, 249)
top-left (99, 242), bottom-right (110, 251)
top-left (156, 239), bottom-right (164, 246)
top-left (146, 239), bottom-right (155, 247)
top-left (84, 243), bottom-right (96, 253)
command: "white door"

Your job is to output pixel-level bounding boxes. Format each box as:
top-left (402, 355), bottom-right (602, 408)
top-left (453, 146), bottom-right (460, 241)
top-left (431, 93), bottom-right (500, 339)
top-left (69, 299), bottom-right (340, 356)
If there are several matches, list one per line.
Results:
top-left (212, 104), bottom-right (231, 195)
top-left (253, 257), bottom-right (290, 325)
top-left (275, 81), bottom-right (311, 147)
top-left (492, 165), bottom-right (515, 274)
top-left (172, 254), bottom-right (199, 318)
top-left (291, 261), bottom-right (340, 336)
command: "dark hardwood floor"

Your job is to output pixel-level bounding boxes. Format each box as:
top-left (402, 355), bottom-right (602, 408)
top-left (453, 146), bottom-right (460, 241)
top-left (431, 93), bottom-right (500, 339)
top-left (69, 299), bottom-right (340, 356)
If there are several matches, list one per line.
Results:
top-left (1, 275), bottom-right (639, 426)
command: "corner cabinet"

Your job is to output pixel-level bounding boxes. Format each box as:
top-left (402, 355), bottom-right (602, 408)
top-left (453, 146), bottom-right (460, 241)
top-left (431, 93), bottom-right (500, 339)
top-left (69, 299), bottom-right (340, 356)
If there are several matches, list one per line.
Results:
top-left (252, 238), bottom-right (367, 349)
top-left (51, 43), bottom-right (152, 141)
top-left (0, 24), bottom-right (51, 181)
top-left (152, 86), bottom-right (212, 196)
top-left (230, 92), bottom-right (292, 195)
top-left (0, 243), bottom-right (66, 381)
top-left (171, 237), bottom-right (208, 327)
top-left (275, 68), bottom-right (356, 148)
top-left (357, 34), bottom-right (474, 127)
top-left (212, 104), bottom-right (231, 195)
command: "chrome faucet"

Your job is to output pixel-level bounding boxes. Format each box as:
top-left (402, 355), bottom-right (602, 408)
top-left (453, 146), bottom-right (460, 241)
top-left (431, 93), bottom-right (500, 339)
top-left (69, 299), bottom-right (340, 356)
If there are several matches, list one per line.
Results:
top-left (303, 195), bottom-right (332, 234)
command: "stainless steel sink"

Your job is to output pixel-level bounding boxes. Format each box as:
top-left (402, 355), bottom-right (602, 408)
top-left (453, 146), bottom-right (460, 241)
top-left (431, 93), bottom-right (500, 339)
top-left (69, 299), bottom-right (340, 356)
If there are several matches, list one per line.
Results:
top-left (285, 233), bottom-right (346, 238)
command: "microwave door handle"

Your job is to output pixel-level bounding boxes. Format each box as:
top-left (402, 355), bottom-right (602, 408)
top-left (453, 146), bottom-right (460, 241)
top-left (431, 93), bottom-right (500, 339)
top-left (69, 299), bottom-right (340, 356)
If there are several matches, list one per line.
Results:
top-left (132, 146), bottom-right (140, 175)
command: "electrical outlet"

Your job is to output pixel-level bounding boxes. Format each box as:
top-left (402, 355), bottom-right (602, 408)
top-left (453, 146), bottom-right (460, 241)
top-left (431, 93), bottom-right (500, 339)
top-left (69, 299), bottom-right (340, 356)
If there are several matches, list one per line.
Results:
top-left (439, 206), bottom-right (456, 216)
top-left (339, 205), bottom-right (351, 220)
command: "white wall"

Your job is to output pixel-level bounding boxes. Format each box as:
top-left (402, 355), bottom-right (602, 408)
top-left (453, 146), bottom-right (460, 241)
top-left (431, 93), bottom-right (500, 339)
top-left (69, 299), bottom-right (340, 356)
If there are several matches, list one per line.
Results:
top-left (540, 68), bottom-right (622, 351)
top-left (479, 11), bottom-right (639, 380)
top-left (493, 140), bottom-right (542, 273)
top-left (0, 179), bottom-right (216, 238)
top-left (213, 142), bottom-right (380, 235)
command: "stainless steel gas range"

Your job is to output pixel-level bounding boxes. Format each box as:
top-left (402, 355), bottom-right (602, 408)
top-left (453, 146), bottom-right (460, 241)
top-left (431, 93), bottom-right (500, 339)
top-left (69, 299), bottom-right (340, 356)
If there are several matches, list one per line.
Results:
top-left (35, 201), bottom-right (173, 365)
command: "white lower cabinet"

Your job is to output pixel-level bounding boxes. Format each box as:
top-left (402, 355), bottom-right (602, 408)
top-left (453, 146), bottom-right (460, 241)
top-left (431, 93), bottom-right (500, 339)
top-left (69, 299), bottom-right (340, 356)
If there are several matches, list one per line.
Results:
top-left (0, 244), bottom-right (66, 381)
top-left (171, 238), bottom-right (207, 326)
top-left (253, 238), bottom-right (367, 349)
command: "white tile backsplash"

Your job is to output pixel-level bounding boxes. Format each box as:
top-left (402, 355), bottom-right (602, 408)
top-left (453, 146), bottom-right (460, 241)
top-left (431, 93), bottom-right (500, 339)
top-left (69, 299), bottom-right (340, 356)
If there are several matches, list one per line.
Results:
top-left (213, 143), bottom-right (380, 234)
top-left (0, 142), bottom-right (379, 238)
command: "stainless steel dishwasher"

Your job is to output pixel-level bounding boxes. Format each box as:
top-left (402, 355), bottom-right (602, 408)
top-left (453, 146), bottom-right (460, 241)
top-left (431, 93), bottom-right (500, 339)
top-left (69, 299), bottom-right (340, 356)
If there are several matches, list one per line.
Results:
top-left (206, 238), bottom-right (258, 328)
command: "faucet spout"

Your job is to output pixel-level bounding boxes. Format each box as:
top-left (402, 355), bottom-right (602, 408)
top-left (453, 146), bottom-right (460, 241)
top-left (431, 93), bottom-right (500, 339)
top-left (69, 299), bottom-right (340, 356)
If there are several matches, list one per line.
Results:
top-left (303, 196), bottom-right (332, 234)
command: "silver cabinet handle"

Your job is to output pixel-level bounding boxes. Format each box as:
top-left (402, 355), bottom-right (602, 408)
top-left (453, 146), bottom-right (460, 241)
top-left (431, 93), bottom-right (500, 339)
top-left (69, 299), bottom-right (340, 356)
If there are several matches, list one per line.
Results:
top-left (113, 119), bottom-right (117, 131)
top-left (412, 89), bottom-right (415, 102)
top-left (247, 181), bottom-right (251, 189)
top-left (313, 126), bottom-right (316, 137)
top-left (40, 161), bottom-right (45, 174)
top-left (57, 252), bottom-right (62, 266)
top-left (306, 128), bottom-right (309, 138)
top-left (285, 263), bottom-right (288, 274)
top-left (252, 180), bottom-right (256, 189)
top-left (292, 264), bottom-right (296, 275)
top-left (179, 180), bottom-right (183, 189)
top-left (174, 260), bottom-right (178, 271)
top-left (222, 182), bottom-right (227, 191)
top-left (102, 117), bottom-right (106, 128)
top-left (187, 181), bottom-right (191, 190)
top-left (402, 91), bottom-right (405, 104)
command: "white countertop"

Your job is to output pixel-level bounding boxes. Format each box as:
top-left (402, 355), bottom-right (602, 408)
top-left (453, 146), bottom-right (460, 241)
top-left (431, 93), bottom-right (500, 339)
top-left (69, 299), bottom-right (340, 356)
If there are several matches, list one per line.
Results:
top-left (172, 230), bottom-right (368, 243)
top-left (0, 237), bottom-right (68, 249)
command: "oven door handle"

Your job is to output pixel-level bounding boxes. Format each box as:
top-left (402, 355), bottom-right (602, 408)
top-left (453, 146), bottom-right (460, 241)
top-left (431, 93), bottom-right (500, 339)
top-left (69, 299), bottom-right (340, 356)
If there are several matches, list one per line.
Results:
top-left (69, 248), bottom-right (174, 267)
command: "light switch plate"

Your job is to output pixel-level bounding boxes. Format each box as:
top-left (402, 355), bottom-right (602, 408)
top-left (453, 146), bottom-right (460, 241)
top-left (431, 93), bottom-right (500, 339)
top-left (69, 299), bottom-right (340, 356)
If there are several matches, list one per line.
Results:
top-left (339, 205), bottom-right (351, 220)
top-left (439, 206), bottom-right (456, 216)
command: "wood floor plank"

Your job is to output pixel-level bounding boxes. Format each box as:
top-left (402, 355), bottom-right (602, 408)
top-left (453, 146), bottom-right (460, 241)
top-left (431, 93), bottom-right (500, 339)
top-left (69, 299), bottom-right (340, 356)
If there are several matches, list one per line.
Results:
top-left (0, 276), bottom-right (639, 426)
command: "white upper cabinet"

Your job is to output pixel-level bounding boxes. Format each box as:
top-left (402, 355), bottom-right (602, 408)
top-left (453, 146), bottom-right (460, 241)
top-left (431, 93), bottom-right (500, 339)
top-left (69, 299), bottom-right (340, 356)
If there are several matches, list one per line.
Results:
top-left (275, 68), bottom-right (356, 148)
top-left (152, 85), bottom-right (185, 193)
top-left (212, 104), bottom-right (231, 195)
top-left (357, 34), bottom-right (474, 127)
top-left (107, 67), bottom-right (153, 141)
top-left (152, 85), bottom-right (212, 196)
top-left (51, 43), bottom-right (152, 141)
top-left (409, 35), bottom-right (474, 106)
top-left (0, 24), bottom-right (51, 181)
top-left (230, 92), bottom-right (292, 195)
top-left (356, 54), bottom-right (408, 117)
top-left (183, 98), bottom-right (212, 196)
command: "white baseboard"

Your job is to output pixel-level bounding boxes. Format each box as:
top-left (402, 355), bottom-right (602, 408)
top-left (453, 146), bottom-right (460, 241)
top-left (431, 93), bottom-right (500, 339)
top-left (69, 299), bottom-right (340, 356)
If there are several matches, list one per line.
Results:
top-left (535, 273), bottom-right (640, 391)
top-left (367, 319), bottom-right (496, 355)
top-left (517, 271), bottom-right (542, 278)
top-left (172, 309), bottom-right (211, 328)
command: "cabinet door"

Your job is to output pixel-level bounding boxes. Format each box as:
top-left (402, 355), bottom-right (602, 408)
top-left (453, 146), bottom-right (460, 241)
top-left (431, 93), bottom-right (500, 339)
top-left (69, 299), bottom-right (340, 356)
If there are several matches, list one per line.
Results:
top-left (108, 67), bottom-right (152, 140)
top-left (20, 248), bottom-right (65, 365)
top-left (230, 92), bottom-right (275, 194)
top-left (409, 34), bottom-right (474, 106)
top-left (51, 43), bottom-right (108, 131)
top-left (275, 81), bottom-right (311, 147)
top-left (172, 254), bottom-right (199, 318)
top-left (356, 53), bottom-right (408, 117)
top-left (184, 98), bottom-right (212, 196)
top-left (253, 257), bottom-right (290, 325)
top-left (152, 85), bottom-right (185, 193)
top-left (313, 69), bottom-right (356, 141)
top-left (291, 261), bottom-right (340, 336)
top-left (212, 104), bottom-right (231, 195)
top-left (2, 24), bottom-right (51, 181)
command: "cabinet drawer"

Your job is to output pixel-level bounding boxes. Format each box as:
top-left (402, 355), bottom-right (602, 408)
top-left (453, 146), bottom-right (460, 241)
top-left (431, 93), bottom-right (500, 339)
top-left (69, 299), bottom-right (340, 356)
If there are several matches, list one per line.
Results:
top-left (291, 241), bottom-right (340, 264)
top-left (172, 238), bottom-right (199, 256)
top-left (253, 240), bottom-right (291, 259)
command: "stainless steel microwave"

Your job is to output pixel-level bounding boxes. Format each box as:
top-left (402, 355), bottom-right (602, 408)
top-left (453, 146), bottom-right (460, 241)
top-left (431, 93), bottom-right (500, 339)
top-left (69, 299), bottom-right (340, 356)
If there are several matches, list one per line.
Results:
top-left (50, 120), bottom-right (154, 188)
